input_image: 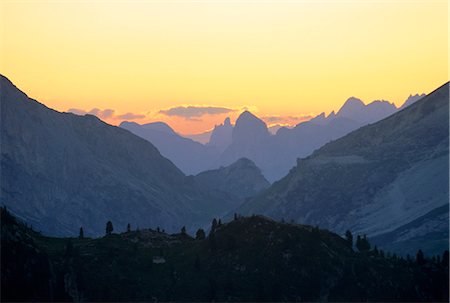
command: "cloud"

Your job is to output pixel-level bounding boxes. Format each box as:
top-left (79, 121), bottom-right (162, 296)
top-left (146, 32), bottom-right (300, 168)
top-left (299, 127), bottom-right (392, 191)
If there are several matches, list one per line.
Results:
top-left (67, 108), bottom-right (145, 123)
top-left (68, 108), bottom-right (116, 119)
top-left (261, 114), bottom-right (313, 125)
top-left (116, 112), bottom-right (146, 120)
top-left (159, 106), bottom-right (236, 119)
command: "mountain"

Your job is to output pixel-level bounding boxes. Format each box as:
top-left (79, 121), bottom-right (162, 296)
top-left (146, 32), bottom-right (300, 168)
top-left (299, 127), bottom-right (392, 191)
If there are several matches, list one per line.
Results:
top-left (120, 121), bottom-right (218, 175)
top-left (2, 209), bottom-right (448, 302)
top-left (194, 158), bottom-right (270, 205)
top-left (235, 82), bottom-right (449, 256)
top-left (184, 130), bottom-right (213, 144)
top-left (0, 75), bottom-right (231, 236)
top-left (400, 93), bottom-right (426, 109)
top-left (215, 97), bottom-right (403, 182)
top-left (207, 117), bottom-right (233, 152)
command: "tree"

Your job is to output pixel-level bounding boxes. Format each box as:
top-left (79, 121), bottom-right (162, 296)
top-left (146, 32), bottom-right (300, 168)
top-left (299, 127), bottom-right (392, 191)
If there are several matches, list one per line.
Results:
top-left (196, 228), bottom-right (206, 240)
top-left (345, 230), bottom-right (353, 248)
top-left (218, 219), bottom-right (222, 226)
top-left (234, 213), bottom-right (238, 221)
top-left (79, 227), bottom-right (84, 239)
top-left (127, 223), bottom-right (131, 233)
top-left (356, 234), bottom-right (370, 252)
top-left (181, 226), bottom-right (186, 235)
top-left (157, 227), bottom-right (160, 233)
top-left (416, 249), bottom-right (425, 266)
top-left (356, 235), bottom-right (362, 251)
top-left (106, 221), bottom-right (113, 235)
top-left (210, 218), bottom-right (218, 235)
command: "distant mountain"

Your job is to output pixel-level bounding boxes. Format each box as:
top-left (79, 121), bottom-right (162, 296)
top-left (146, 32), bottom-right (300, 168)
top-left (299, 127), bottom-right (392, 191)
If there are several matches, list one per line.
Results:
top-left (235, 82), bottom-right (449, 256)
top-left (194, 158), bottom-right (270, 205)
top-left (400, 93), bottom-right (426, 109)
top-left (120, 121), bottom-right (218, 175)
top-left (216, 95), bottom-right (420, 181)
top-left (184, 130), bottom-right (213, 144)
top-left (3, 209), bottom-right (448, 302)
top-left (0, 75), bottom-right (231, 236)
top-left (207, 117), bottom-right (233, 152)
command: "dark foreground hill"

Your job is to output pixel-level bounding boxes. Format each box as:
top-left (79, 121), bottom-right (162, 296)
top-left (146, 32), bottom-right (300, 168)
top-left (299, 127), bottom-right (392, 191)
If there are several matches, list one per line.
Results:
top-left (236, 82), bottom-right (449, 256)
top-left (2, 208), bottom-right (448, 302)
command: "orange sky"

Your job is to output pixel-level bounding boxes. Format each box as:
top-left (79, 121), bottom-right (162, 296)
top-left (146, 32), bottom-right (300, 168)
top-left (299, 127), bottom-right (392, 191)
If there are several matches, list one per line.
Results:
top-left (0, 0), bottom-right (448, 135)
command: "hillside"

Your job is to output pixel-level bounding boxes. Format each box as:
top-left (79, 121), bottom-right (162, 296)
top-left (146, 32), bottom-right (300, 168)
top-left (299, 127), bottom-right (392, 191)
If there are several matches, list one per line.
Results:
top-left (0, 75), bottom-right (231, 236)
top-left (2, 208), bottom-right (448, 302)
top-left (236, 82), bottom-right (449, 256)
top-left (194, 158), bottom-right (270, 207)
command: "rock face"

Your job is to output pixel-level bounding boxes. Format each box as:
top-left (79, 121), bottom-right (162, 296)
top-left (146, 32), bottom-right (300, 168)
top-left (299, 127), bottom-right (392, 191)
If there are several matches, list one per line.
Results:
top-left (207, 117), bottom-right (233, 153)
top-left (120, 121), bottom-right (218, 175)
top-left (194, 158), bottom-right (270, 205)
top-left (236, 82), bottom-right (449, 256)
top-left (0, 75), bottom-right (231, 236)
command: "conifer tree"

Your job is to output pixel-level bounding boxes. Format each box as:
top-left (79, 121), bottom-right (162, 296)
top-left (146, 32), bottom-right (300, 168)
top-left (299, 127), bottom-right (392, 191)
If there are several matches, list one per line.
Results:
top-left (416, 249), bottom-right (425, 266)
top-left (79, 227), bottom-right (84, 239)
top-left (345, 230), bottom-right (353, 248)
top-left (127, 223), bottom-right (131, 233)
top-left (196, 228), bottom-right (206, 240)
top-left (106, 220), bottom-right (113, 235)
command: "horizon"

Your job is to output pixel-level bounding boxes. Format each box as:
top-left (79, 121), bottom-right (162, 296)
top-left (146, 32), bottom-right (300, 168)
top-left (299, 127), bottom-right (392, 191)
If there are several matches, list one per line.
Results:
top-left (1, 0), bottom-right (448, 134)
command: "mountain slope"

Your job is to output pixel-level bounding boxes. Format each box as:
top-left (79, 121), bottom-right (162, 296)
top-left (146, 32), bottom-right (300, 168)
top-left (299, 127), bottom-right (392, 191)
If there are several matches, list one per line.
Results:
top-left (0, 75), bottom-right (230, 236)
top-left (120, 121), bottom-right (218, 175)
top-left (236, 82), bottom-right (449, 256)
top-left (194, 158), bottom-right (270, 206)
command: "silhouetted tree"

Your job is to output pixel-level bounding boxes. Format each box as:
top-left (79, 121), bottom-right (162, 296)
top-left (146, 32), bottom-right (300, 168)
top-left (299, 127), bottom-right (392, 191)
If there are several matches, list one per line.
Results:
top-left (79, 227), bottom-right (84, 239)
top-left (416, 249), bottom-right (425, 266)
top-left (196, 228), bottom-right (206, 240)
top-left (356, 234), bottom-right (370, 251)
top-left (106, 221), bottom-right (113, 235)
top-left (127, 223), bottom-right (131, 233)
top-left (210, 218), bottom-right (218, 235)
top-left (181, 226), bottom-right (186, 235)
top-left (234, 213), bottom-right (238, 220)
top-left (218, 219), bottom-right (222, 226)
top-left (157, 227), bottom-right (160, 233)
top-left (345, 230), bottom-right (353, 248)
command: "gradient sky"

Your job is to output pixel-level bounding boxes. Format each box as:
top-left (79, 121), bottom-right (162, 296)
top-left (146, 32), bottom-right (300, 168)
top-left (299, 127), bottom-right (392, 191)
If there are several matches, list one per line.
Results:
top-left (0, 0), bottom-right (448, 134)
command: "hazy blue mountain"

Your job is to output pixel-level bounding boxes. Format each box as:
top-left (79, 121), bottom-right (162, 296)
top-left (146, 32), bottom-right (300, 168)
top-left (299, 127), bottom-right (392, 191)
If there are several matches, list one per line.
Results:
top-left (184, 130), bottom-right (213, 144)
top-left (120, 121), bottom-right (218, 175)
top-left (0, 75), bottom-right (231, 237)
top-left (207, 117), bottom-right (233, 152)
top-left (400, 93), bottom-right (426, 109)
top-left (235, 82), bottom-right (449, 256)
top-left (194, 158), bottom-right (270, 206)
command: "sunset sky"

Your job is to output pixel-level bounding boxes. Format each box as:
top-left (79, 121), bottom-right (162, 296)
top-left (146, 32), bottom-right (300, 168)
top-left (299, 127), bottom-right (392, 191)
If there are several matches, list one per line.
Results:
top-left (0, 0), bottom-right (448, 135)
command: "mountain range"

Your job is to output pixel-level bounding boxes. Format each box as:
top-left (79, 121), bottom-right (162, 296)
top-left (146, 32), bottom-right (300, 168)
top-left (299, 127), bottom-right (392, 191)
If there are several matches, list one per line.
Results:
top-left (121, 94), bottom-right (424, 181)
top-left (0, 75), bottom-right (264, 236)
top-left (235, 82), bottom-right (449, 256)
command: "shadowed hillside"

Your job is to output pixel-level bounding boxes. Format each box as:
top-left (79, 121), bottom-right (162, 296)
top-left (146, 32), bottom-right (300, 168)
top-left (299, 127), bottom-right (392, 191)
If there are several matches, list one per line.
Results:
top-left (2, 208), bottom-right (448, 302)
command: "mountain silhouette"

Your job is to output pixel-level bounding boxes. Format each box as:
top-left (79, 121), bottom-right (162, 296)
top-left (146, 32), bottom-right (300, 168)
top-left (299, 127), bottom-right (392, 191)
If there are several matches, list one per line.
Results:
top-left (120, 121), bottom-right (218, 175)
top-left (235, 82), bottom-right (449, 256)
top-left (194, 157), bottom-right (270, 205)
top-left (207, 117), bottom-right (233, 152)
top-left (0, 75), bottom-right (231, 236)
